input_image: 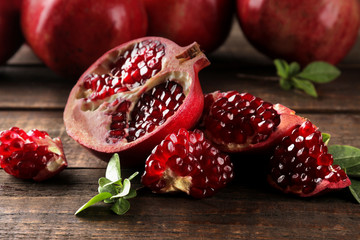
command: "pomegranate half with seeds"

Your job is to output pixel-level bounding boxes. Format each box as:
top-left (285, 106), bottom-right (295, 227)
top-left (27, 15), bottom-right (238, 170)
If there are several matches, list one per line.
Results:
top-left (64, 37), bottom-right (209, 166)
top-left (201, 91), bottom-right (305, 153)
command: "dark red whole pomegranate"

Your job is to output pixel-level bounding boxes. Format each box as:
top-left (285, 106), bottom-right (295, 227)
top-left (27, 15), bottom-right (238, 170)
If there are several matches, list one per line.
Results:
top-left (236, 0), bottom-right (360, 65)
top-left (21, 0), bottom-right (148, 77)
top-left (141, 128), bottom-right (234, 198)
top-left (201, 91), bottom-right (304, 153)
top-left (0, 0), bottom-right (23, 65)
top-left (64, 37), bottom-right (209, 167)
top-left (268, 121), bottom-right (351, 197)
top-left (0, 127), bottom-right (67, 181)
top-left (144, 0), bottom-right (235, 53)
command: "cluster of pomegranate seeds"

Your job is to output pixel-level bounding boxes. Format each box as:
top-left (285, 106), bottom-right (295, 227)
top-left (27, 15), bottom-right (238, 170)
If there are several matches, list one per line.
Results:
top-left (142, 128), bottom-right (234, 198)
top-left (269, 121), bottom-right (349, 195)
top-left (106, 80), bottom-right (185, 143)
top-left (204, 91), bottom-right (280, 145)
top-left (0, 127), bottom-right (66, 180)
top-left (82, 39), bottom-right (165, 102)
top-left (127, 81), bottom-right (185, 142)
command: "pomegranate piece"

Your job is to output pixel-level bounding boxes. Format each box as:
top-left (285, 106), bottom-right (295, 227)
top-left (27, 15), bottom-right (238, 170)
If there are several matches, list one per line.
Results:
top-left (64, 37), bottom-right (209, 166)
top-left (201, 91), bottom-right (304, 153)
top-left (0, 127), bottom-right (67, 181)
top-left (141, 128), bottom-right (234, 198)
top-left (268, 121), bottom-right (351, 197)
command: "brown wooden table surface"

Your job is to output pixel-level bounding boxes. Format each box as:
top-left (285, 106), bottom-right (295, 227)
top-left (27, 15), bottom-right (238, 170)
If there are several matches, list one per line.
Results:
top-left (1, 23), bottom-right (360, 239)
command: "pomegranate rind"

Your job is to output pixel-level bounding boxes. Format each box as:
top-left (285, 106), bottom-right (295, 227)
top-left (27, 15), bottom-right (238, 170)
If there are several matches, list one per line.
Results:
top-left (64, 37), bottom-right (209, 166)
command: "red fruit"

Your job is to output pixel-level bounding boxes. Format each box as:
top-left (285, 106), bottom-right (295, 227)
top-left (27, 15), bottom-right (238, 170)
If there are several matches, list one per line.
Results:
top-left (21, 0), bottom-right (148, 77)
top-left (141, 128), bottom-right (234, 198)
top-left (144, 0), bottom-right (234, 53)
top-left (268, 121), bottom-right (351, 197)
top-left (201, 91), bottom-right (304, 153)
top-left (0, 0), bottom-right (23, 65)
top-left (64, 37), bottom-right (209, 167)
top-left (0, 127), bottom-right (67, 181)
top-left (236, 0), bottom-right (360, 65)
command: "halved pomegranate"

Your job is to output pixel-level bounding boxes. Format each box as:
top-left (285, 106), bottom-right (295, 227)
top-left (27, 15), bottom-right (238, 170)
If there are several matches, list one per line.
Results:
top-left (200, 91), bottom-right (305, 153)
top-left (64, 37), bottom-right (209, 166)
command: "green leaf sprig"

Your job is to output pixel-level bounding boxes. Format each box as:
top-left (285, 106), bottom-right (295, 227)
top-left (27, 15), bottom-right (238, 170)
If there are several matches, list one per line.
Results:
top-left (274, 59), bottom-right (341, 97)
top-left (75, 154), bottom-right (139, 215)
top-left (321, 133), bottom-right (360, 203)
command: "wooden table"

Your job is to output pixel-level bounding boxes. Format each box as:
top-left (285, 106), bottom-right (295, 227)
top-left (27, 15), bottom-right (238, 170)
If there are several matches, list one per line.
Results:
top-left (1, 24), bottom-right (360, 239)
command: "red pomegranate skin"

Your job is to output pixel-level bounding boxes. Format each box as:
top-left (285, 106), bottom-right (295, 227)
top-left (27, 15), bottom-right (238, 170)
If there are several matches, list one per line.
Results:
top-left (0, 0), bottom-right (23, 65)
top-left (144, 0), bottom-right (235, 53)
top-left (21, 0), bottom-right (148, 77)
top-left (236, 0), bottom-right (360, 65)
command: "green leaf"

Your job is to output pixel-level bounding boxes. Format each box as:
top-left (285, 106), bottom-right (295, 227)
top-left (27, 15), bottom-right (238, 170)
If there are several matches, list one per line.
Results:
top-left (111, 179), bottom-right (131, 199)
top-left (288, 62), bottom-right (301, 76)
top-left (75, 192), bottom-right (113, 215)
top-left (111, 198), bottom-right (130, 215)
top-left (297, 61), bottom-right (341, 83)
top-left (329, 145), bottom-right (360, 169)
top-left (279, 77), bottom-right (292, 90)
top-left (321, 133), bottom-right (331, 146)
top-left (124, 189), bottom-right (137, 200)
top-left (106, 154), bottom-right (121, 182)
top-left (349, 179), bottom-right (360, 204)
top-left (291, 78), bottom-right (318, 97)
top-left (127, 171), bottom-right (139, 181)
top-left (274, 59), bottom-right (289, 78)
top-left (347, 165), bottom-right (360, 178)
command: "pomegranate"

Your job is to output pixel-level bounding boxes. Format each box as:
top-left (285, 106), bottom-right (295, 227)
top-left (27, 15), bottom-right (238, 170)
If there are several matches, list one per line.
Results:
top-left (268, 121), bottom-right (351, 197)
top-left (21, 0), bottom-right (148, 77)
top-left (0, 127), bottom-right (67, 181)
top-left (0, 0), bottom-right (23, 64)
top-left (144, 0), bottom-right (235, 53)
top-left (141, 128), bottom-right (234, 198)
top-left (64, 37), bottom-right (209, 167)
top-left (200, 91), bottom-right (304, 153)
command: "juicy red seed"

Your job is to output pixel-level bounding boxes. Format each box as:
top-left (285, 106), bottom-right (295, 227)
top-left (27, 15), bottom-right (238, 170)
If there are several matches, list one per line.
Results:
top-left (204, 92), bottom-right (280, 145)
top-left (142, 129), bottom-right (234, 198)
top-left (269, 120), bottom-right (347, 195)
top-left (81, 40), bottom-right (165, 102)
top-left (127, 80), bottom-right (185, 142)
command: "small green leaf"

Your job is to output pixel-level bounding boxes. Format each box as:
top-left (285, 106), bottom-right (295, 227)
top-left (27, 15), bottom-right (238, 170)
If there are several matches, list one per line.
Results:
top-left (111, 198), bottom-right (131, 215)
top-left (75, 192), bottom-right (113, 215)
top-left (279, 77), bottom-right (292, 90)
top-left (106, 154), bottom-right (121, 182)
top-left (288, 62), bottom-right (301, 76)
top-left (111, 179), bottom-right (131, 199)
top-left (349, 179), bottom-right (360, 204)
top-left (98, 177), bottom-right (112, 187)
top-left (274, 59), bottom-right (289, 78)
top-left (297, 61), bottom-right (341, 83)
top-left (321, 133), bottom-right (331, 146)
top-left (127, 171), bottom-right (139, 181)
top-left (347, 165), bottom-right (360, 178)
top-left (124, 189), bottom-right (137, 200)
top-left (291, 78), bottom-right (318, 97)
top-left (329, 145), bottom-right (360, 169)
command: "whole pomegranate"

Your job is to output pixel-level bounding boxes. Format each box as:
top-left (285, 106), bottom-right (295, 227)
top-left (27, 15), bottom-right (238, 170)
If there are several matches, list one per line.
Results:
top-left (21, 0), bottom-right (148, 77)
top-left (64, 37), bottom-right (209, 167)
top-left (0, 0), bottom-right (23, 65)
top-left (144, 0), bottom-right (235, 53)
top-left (236, 0), bottom-right (360, 65)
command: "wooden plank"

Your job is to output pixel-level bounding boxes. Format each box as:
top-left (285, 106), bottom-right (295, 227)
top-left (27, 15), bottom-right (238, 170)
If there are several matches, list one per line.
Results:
top-left (0, 168), bottom-right (359, 239)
